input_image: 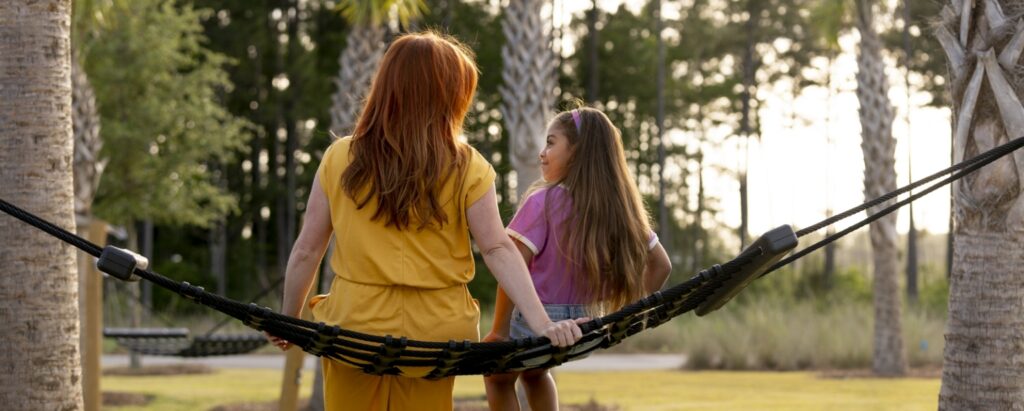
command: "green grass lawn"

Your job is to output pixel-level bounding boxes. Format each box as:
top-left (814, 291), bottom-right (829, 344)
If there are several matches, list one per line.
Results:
top-left (103, 369), bottom-right (314, 410)
top-left (103, 368), bottom-right (938, 410)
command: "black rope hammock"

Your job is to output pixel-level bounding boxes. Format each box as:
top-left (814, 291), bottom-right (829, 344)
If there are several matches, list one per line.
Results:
top-left (101, 275), bottom-right (285, 357)
top-left (104, 327), bottom-right (268, 357)
top-left (3, 136), bottom-right (1023, 378)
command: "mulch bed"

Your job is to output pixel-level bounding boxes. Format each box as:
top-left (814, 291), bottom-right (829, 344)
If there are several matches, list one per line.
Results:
top-left (103, 391), bottom-right (154, 407)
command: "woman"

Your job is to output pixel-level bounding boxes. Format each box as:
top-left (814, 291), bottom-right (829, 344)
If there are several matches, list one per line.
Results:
top-left (264, 31), bottom-right (584, 410)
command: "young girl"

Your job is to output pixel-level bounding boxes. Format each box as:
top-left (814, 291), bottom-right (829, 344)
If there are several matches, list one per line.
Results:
top-left (483, 107), bottom-right (673, 410)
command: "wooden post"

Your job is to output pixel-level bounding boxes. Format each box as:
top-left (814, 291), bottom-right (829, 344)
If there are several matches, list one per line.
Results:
top-left (80, 219), bottom-right (107, 411)
top-left (278, 338), bottom-right (307, 411)
top-left (278, 268), bottom-right (318, 411)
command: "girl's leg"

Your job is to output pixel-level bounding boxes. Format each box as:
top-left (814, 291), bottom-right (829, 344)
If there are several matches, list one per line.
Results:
top-left (519, 368), bottom-right (558, 411)
top-left (484, 371), bottom-right (521, 411)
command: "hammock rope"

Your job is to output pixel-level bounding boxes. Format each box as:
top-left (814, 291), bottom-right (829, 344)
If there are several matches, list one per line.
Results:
top-left (3, 135), bottom-right (1022, 377)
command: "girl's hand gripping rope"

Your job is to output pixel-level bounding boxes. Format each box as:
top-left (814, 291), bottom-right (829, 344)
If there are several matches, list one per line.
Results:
top-left (540, 317), bottom-right (590, 347)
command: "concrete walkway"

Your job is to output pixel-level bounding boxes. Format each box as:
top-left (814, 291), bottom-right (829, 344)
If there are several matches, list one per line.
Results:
top-left (102, 353), bottom-right (686, 373)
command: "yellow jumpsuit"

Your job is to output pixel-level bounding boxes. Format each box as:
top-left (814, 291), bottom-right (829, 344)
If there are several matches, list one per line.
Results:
top-left (309, 137), bottom-right (495, 410)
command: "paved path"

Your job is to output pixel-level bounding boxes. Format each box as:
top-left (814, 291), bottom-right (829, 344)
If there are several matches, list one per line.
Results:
top-left (102, 353), bottom-right (686, 373)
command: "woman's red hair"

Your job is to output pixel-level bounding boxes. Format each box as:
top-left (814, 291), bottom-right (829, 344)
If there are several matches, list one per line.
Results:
top-left (342, 32), bottom-right (479, 230)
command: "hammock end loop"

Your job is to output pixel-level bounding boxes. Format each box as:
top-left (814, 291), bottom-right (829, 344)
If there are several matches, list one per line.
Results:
top-left (695, 225), bottom-right (798, 316)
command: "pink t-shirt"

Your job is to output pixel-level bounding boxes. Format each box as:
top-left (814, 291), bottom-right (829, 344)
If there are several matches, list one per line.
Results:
top-left (506, 186), bottom-right (659, 304)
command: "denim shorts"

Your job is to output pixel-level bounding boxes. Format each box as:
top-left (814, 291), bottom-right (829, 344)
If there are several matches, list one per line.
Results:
top-left (510, 304), bottom-right (589, 339)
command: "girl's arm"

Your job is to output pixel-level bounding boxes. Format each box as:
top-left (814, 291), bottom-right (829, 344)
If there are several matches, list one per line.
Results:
top-left (468, 185), bottom-right (582, 347)
top-left (643, 242), bottom-right (672, 294)
top-left (268, 174), bottom-right (333, 350)
top-left (486, 240), bottom-right (534, 340)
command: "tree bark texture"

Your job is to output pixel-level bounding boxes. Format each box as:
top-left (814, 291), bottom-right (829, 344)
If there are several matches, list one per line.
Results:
top-left (0, 1), bottom-right (83, 408)
top-left (854, 0), bottom-right (907, 376)
top-left (937, 0), bottom-right (1024, 407)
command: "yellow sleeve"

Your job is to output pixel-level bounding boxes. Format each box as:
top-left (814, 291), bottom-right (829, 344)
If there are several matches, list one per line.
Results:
top-left (317, 137), bottom-right (350, 200)
top-left (464, 145), bottom-right (497, 205)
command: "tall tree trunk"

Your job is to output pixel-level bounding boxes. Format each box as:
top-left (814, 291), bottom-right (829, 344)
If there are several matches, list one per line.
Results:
top-left (278, 1), bottom-right (299, 284)
top-left (901, 0), bottom-right (918, 304)
top-left (854, 0), bottom-right (906, 377)
top-left (126, 225), bottom-right (142, 369)
top-left (654, 0), bottom-right (669, 244)
top-left (500, 0), bottom-right (557, 200)
top-left (937, 0), bottom-right (1024, 407)
top-left (328, 25), bottom-right (386, 138)
top-left (585, 0), bottom-right (599, 103)
top-left (141, 220), bottom-right (153, 320)
top-left (693, 149), bottom-right (705, 273)
top-left (905, 211), bottom-right (918, 302)
top-left (823, 55), bottom-right (836, 289)
top-left (0, 1), bottom-right (82, 408)
top-left (823, 216), bottom-right (836, 290)
top-left (738, 2), bottom-right (756, 250)
top-left (210, 217), bottom-right (227, 296)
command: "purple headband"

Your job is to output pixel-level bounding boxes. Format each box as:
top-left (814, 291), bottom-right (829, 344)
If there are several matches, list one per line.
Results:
top-left (571, 109), bottom-right (581, 132)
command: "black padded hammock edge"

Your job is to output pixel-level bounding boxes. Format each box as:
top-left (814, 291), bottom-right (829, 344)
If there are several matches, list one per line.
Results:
top-left (102, 327), bottom-right (269, 357)
top-left (2, 135), bottom-right (1022, 377)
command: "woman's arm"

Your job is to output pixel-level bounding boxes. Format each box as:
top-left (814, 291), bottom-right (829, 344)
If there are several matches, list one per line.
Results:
top-left (485, 240), bottom-right (534, 341)
top-left (643, 242), bottom-right (672, 294)
top-left (267, 174), bottom-right (334, 350)
top-left (468, 185), bottom-right (582, 347)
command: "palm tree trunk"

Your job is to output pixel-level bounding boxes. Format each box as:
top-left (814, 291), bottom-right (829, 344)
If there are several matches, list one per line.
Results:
top-left (500, 0), bottom-right (557, 200)
top-left (0, 1), bottom-right (82, 408)
top-left (72, 54), bottom-right (104, 220)
top-left (854, 0), bottom-right (906, 376)
top-left (328, 25), bottom-right (386, 138)
top-left (937, 0), bottom-right (1024, 407)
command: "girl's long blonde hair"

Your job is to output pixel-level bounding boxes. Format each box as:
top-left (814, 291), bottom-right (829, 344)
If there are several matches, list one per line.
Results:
top-left (548, 108), bottom-right (653, 315)
top-left (342, 32), bottom-right (478, 230)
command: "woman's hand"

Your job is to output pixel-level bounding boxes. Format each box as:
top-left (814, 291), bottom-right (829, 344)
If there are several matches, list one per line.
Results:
top-left (264, 331), bottom-right (291, 351)
top-left (539, 318), bottom-right (589, 347)
top-left (482, 330), bottom-right (509, 343)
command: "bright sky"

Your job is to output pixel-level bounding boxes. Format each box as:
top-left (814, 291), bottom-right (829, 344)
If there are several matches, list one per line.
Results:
top-left (553, 0), bottom-right (953, 237)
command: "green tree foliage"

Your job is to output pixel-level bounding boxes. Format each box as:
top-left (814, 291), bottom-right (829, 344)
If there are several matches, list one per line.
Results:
top-left (162, 0), bottom-right (350, 300)
top-left (809, 0), bottom-right (946, 106)
top-left (880, 0), bottom-right (946, 107)
top-left (338, 0), bottom-right (426, 26)
top-left (80, 0), bottom-right (250, 227)
top-left (561, 0), bottom-right (819, 278)
top-left (78, 0), bottom-right (897, 316)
